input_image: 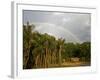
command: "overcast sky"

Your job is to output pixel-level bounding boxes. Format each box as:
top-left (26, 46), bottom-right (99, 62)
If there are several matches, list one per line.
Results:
top-left (23, 10), bottom-right (91, 43)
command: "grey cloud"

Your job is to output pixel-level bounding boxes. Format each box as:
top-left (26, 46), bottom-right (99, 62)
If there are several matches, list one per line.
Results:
top-left (23, 10), bottom-right (91, 43)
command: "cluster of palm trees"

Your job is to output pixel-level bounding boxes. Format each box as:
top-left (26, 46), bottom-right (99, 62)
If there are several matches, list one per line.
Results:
top-left (23, 22), bottom-right (91, 69)
top-left (23, 22), bottom-right (65, 69)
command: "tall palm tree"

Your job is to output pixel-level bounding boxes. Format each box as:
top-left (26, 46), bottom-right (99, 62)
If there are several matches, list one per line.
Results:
top-left (23, 22), bottom-right (35, 69)
top-left (57, 38), bottom-right (65, 66)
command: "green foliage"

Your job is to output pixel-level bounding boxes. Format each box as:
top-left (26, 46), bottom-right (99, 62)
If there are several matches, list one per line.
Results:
top-left (23, 22), bottom-right (91, 69)
top-left (79, 42), bottom-right (91, 61)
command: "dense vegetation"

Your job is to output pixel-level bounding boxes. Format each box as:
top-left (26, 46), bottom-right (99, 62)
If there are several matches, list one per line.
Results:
top-left (23, 22), bottom-right (91, 69)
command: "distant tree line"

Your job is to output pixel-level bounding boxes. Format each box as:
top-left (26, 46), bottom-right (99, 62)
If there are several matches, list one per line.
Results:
top-left (23, 22), bottom-right (91, 69)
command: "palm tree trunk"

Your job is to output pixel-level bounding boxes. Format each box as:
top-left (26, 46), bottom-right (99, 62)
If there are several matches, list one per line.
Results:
top-left (44, 48), bottom-right (47, 68)
top-left (59, 45), bottom-right (62, 66)
top-left (35, 54), bottom-right (40, 68)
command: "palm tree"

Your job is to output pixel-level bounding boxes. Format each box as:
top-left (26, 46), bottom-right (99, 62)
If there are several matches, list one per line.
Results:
top-left (23, 22), bottom-right (35, 69)
top-left (57, 38), bottom-right (65, 66)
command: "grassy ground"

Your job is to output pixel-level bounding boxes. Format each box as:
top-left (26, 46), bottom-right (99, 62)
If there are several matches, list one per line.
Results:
top-left (28, 61), bottom-right (91, 69)
top-left (48, 61), bottom-right (90, 68)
